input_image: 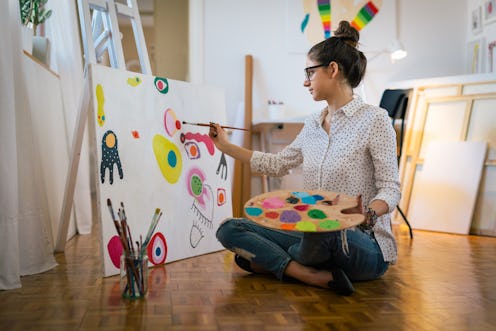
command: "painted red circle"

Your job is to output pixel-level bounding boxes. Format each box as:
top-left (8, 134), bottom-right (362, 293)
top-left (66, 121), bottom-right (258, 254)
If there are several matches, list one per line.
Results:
top-left (265, 211), bottom-right (280, 219)
top-left (147, 232), bottom-right (167, 265)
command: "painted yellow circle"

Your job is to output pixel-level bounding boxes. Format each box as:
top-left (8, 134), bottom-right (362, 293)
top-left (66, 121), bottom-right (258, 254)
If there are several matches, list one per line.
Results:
top-left (153, 134), bottom-right (182, 184)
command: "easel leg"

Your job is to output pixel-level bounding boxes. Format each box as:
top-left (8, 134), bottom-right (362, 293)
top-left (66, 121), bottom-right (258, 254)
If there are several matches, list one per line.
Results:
top-left (397, 206), bottom-right (413, 239)
top-left (55, 73), bottom-right (92, 252)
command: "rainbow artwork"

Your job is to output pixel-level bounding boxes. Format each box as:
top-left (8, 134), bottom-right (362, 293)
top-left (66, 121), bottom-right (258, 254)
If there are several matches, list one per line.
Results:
top-left (317, 0), bottom-right (331, 38)
top-left (350, 1), bottom-right (379, 31)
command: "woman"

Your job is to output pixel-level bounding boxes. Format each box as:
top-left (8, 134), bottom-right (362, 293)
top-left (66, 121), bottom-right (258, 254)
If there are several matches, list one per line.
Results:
top-left (208, 21), bottom-right (400, 296)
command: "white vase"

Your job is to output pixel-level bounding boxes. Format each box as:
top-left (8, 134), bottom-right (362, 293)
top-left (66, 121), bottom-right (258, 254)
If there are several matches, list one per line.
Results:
top-left (21, 25), bottom-right (33, 53)
top-left (268, 104), bottom-right (286, 120)
top-left (32, 36), bottom-right (51, 66)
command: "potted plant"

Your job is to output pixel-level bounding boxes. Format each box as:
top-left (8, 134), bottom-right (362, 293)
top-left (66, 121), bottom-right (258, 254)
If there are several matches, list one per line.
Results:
top-left (19, 0), bottom-right (52, 64)
top-left (20, 0), bottom-right (52, 35)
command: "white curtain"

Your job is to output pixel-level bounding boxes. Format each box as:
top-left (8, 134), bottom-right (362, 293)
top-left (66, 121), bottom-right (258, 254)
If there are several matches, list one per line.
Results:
top-left (0, 0), bottom-right (57, 290)
top-left (45, 1), bottom-right (93, 235)
top-left (0, 0), bottom-right (92, 290)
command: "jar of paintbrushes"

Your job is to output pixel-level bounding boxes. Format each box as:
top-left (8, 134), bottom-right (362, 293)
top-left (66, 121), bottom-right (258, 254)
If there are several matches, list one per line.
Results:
top-left (106, 198), bottom-right (163, 300)
top-left (120, 251), bottom-right (148, 299)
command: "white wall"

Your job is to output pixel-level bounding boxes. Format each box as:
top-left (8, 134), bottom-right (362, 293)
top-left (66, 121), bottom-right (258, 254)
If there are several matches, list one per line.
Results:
top-left (192, 0), bottom-right (472, 124)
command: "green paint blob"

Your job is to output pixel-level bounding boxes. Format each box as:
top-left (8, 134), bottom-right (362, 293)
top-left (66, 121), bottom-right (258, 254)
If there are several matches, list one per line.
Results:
top-left (307, 209), bottom-right (327, 219)
top-left (319, 219), bottom-right (341, 230)
top-left (191, 175), bottom-right (203, 196)
top-left (295, 221), bottom-right (317, 232)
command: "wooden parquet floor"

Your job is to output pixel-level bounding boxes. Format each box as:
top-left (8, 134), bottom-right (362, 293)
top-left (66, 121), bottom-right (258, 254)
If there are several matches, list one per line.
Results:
top-left (1, 223), bottom-right (496, 331)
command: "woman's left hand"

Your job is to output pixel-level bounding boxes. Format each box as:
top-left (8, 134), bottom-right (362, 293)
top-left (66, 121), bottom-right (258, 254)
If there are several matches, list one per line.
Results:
top-left (341, 194), bottom-right (364, 216)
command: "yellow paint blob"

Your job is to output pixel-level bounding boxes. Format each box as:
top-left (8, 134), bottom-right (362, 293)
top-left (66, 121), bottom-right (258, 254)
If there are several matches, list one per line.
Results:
top-left (96, 84), bottom-right (106, 127)
top-left (127, 76), bottom-right (142, 86)
top-left (295, 221), bottom-right (317, 232)
top-left (152, 134), bottom-right (182, 184)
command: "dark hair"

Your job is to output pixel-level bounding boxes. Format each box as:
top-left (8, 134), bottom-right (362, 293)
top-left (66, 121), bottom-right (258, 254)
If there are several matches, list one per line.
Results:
top-left (307, 21), bottom-right (367, 88)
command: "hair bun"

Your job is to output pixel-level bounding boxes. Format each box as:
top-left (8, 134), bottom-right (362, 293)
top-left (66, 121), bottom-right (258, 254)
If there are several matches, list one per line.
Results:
top-left (333, 21), bottom-right (359, 47)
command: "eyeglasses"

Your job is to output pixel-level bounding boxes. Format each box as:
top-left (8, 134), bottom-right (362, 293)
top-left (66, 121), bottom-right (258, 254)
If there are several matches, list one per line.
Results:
top-left (304, 63), bottom-right (329, 81)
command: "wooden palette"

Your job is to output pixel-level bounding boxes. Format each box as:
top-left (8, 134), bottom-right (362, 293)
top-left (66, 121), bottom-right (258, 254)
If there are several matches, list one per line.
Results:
top-left (243, 190), bottom-right (365, 232)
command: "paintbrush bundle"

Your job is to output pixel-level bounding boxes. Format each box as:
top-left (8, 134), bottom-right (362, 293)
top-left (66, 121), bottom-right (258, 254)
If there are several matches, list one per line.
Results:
top-left (106, 199), bottom-right (163, 299)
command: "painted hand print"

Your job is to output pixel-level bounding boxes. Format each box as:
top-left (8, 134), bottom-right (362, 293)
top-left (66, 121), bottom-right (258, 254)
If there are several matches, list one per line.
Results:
top-left (216, 152), bottom-right (228, 180)
top-left (100, 130), bottom-right (124, 184)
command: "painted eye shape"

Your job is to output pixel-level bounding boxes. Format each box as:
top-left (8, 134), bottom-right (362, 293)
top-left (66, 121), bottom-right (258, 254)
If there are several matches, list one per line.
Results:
top-left (164, 108), bottom-right (181, 137)
top-left (154, 77), bottom-right (169, 94)
top-left (147, 232), bottom-right (167, 265)
top-left (186, 167), bottom-right (206, 199)
top-left (184, 141), bottom-right (201, 159)
top-left (217, 188), bottom-right (226, 206)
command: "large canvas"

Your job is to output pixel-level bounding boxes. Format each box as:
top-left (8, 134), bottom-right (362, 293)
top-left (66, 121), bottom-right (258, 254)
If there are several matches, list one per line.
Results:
top-left (408, 141), bottom-right (486, 235)
top-left (89, 65), bottom-right (231, 276)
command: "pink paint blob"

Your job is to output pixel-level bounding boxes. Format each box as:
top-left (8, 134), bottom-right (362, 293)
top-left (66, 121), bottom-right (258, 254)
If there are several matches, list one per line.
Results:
top-left (262, 197), bottom-right (285, 209)
top-left (107, 235), bottom-right (123, 269)
top-left (186, 167), bottom-right (206, 199)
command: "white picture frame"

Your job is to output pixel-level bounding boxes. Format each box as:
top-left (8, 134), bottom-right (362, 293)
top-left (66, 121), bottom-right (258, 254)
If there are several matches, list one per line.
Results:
top-left (472, 6), bottom-right (483, 34)
top-left (483, 0), bottom-right (496, 25)
top-left (466, 38), bottom-right (485, 74)
top-left (489, 40), bottom-right (496, 72)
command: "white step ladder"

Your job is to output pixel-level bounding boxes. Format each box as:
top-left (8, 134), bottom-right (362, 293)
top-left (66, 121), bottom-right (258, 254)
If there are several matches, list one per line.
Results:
top-left (56, 0), bottom-right (151, 251)
top-left (77, 0), bottom-right (151, 74)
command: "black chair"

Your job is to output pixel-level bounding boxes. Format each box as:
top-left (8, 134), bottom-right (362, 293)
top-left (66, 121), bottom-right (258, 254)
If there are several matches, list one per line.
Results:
top-left (379, 89), bottom-right (413, 239)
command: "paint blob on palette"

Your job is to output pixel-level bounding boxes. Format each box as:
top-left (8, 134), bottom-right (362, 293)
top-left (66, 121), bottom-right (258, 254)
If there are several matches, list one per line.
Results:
top-left (244, 190), bottom-right (365, 232)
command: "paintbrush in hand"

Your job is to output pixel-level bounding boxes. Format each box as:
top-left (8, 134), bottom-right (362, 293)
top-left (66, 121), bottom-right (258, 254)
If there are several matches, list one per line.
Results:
top-left (182, 121), bottom-right (249, 132)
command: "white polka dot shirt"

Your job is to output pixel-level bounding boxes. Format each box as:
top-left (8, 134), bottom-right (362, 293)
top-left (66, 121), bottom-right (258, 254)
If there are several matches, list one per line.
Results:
top-left (250, 95), bottom-right (401, 263)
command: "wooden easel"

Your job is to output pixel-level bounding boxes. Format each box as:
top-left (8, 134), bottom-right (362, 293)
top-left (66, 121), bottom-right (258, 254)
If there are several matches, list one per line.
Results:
top-left (232, 55), bottom-right (253, 217)
top-left (55, 0), bottom-right (151, 252)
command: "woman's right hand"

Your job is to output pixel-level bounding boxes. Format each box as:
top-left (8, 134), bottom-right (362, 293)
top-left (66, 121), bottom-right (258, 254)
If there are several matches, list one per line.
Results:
top-left (208, 122), bottom-right (230, 153)
top-left (209, 122), bottom-right (254, 164)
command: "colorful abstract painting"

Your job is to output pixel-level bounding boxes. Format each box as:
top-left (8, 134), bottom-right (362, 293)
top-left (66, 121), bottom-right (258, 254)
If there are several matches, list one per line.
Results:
top-left (90, 65), bottom-right (231, 277)
top-left (287, 0), bottom-right (383, 52)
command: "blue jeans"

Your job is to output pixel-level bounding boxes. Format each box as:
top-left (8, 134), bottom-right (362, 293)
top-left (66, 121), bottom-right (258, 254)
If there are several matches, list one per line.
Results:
top-left (216, 218), bottom-right (389, 281)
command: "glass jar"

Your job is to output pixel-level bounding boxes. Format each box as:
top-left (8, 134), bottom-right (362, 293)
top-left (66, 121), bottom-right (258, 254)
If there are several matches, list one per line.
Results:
top-left (120, 251), bottom-right (148, 299)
